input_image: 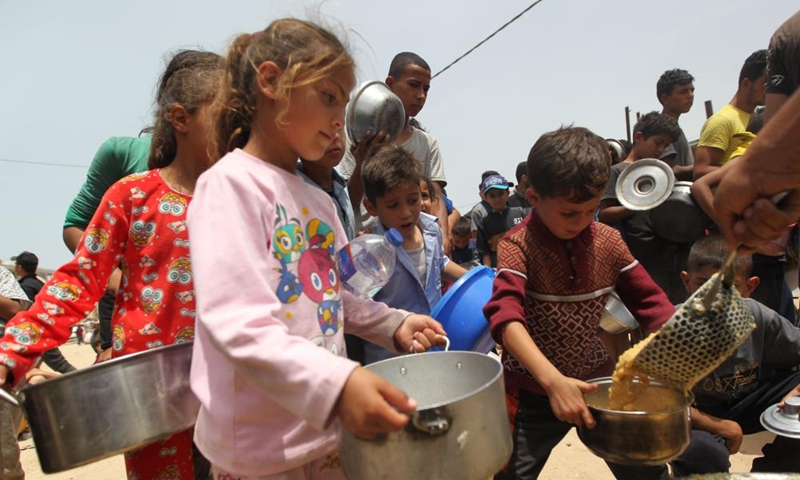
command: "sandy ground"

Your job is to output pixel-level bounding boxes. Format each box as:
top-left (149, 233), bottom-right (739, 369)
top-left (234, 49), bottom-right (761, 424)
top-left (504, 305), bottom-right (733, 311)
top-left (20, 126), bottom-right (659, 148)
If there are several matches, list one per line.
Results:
top-left (15, 340), bottom-right (776, 480)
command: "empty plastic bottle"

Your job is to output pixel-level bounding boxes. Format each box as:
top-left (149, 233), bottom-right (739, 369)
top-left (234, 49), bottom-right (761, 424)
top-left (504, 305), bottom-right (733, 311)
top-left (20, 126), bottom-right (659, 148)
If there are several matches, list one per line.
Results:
top-left (336, 228), bottom-right (403, 299)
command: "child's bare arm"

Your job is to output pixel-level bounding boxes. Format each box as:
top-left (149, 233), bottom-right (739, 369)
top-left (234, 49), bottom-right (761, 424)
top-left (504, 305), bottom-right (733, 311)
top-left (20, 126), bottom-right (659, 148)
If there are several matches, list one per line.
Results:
top-left (502, 322), bottom-right (597, 427)
top-left (690, 407), bottom-right (743, 454)
top-left (597, 198), bottom-right (633, 224)
top-left (442, 261), bottom-right (467, 283)
top-left (690, 160), bottom-right (734, 226)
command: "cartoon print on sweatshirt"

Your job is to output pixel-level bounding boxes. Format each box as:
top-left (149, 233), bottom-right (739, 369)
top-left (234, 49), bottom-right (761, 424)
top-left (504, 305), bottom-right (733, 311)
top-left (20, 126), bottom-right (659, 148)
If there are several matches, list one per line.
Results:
top-left (273, 204), bottom-right (307, 303)
top-left (298, 247), bottom-right (341, 335)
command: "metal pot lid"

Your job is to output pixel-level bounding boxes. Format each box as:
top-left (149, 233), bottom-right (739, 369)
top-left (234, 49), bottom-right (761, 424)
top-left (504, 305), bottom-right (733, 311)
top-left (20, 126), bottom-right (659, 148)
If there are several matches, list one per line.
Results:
top-left (615, 158), bottom-right (675, 211)
top-left (760, 397), bottom-right (800, 439)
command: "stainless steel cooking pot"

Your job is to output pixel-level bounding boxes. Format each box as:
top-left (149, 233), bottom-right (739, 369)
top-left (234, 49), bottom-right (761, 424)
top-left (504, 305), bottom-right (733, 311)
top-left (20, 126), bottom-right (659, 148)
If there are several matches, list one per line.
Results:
top-left (346, 81), bottom-right (405, 144)
top-left (650, 181), bottom-right (712, 244)
top-left (578, 377), bottom-right (692, 466)
top-left (340, 351), bottom-right (512, 480)
top-left (0, 342), bottom-right (199, 473)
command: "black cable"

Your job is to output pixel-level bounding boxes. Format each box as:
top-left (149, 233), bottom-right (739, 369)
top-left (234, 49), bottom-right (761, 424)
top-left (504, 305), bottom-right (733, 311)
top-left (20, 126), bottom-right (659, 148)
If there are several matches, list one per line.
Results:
top-left (0, 158), bottom-right (88, 169)
top-left (432, 0), bottom-right (546, 80)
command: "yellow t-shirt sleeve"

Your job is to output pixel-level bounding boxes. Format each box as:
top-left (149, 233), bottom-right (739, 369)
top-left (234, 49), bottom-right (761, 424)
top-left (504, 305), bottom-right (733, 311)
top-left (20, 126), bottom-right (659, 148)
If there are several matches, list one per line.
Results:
top-left (698, 114), bottom-right (734, 151)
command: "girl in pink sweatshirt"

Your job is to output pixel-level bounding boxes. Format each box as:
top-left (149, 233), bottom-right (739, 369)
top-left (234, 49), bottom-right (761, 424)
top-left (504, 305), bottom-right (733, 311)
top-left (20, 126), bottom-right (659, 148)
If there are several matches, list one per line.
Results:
top-left (187, 19), bottom-right (446, 479)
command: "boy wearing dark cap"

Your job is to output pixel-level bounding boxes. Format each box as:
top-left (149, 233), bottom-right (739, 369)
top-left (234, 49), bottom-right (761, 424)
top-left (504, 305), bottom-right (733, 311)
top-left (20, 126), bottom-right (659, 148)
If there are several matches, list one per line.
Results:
top-left (507, 161), bottom-right (531, 209)
top-left (12, 251), bottom-right (43, 302)
top-left (476, 175), bottom-right (528, 267)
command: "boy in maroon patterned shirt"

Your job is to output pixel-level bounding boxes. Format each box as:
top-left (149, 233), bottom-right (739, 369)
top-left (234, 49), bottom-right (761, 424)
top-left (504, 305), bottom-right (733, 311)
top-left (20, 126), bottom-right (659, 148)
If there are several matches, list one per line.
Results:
top-left (484, 127), bottom-right (675, 480)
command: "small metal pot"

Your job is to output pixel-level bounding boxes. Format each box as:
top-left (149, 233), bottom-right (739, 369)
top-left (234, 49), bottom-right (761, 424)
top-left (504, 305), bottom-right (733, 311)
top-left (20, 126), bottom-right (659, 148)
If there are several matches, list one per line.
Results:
top-left (578, 377), bottom-right (692, 466)
top-left (599, 292), bottom-right (639, 334)
top-left (0, 342), bottom-right (199, 473)
top-left (340, 350), bottom-right (512, 480)
top-left (650, 181), bottom-right (711, 244)
top-left (346, 81), bottom-right (405, 144)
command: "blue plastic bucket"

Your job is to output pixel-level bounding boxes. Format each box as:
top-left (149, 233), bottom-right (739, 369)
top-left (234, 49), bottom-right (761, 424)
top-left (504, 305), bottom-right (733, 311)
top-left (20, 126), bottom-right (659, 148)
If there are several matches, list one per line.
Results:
top-left (431, 266), bottom-right (495, 353)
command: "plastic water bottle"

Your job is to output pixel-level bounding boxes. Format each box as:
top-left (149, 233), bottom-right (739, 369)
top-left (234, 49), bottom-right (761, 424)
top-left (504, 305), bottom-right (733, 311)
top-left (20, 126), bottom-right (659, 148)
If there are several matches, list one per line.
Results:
top-left (336, 228), bottom-right (403, 299)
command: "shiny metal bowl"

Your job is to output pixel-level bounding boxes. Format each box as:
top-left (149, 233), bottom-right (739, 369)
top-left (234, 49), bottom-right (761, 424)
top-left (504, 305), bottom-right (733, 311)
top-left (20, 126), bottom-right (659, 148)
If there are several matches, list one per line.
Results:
top-left (578, 377), bottom-right (692, 466)
top-left (346, 81), bottom-right (405, 144)
top-left (599, 292), bottom-right (639, 334)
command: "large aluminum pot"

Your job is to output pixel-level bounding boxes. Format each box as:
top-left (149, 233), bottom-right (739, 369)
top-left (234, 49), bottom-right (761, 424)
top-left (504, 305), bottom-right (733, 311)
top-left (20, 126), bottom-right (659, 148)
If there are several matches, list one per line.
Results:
top-left (650, 181), bottom-right (711, 244)
top-left (346, 81), bottom-right (405, 144)
top-left (578, 377), bottom-right (692, 466)
top-left (340, 351), bottom-right (512, 480)
top-left (0, 342), bottom-right (199, 473)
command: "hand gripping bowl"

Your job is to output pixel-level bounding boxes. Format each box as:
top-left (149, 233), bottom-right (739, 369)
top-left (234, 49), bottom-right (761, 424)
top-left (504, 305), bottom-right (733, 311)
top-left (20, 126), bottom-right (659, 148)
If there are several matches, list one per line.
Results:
top-left (0, 342), bottom-right (199, 473)
top-left (346, 81), bottom-right (405, 144)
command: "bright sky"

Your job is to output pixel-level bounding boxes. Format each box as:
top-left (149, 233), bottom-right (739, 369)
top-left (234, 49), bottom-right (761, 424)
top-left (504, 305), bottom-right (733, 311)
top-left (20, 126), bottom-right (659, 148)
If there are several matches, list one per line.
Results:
top-left (1, 0), bottom-right (797, 269)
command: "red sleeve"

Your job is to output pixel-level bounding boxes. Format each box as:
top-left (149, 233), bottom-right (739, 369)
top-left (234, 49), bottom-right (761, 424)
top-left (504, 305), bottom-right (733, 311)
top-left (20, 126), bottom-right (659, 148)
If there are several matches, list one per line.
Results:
top-left (0, 178), bottom-right (132, 385)
top-left (483, 235), bottom-right (528, 344)
top-left (615, 261), bottom-right (674, 333)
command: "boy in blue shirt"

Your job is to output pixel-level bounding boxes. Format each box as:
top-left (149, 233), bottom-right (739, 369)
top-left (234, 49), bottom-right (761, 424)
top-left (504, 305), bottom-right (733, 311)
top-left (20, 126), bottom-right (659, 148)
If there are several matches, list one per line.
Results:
top-left (360, 145), bottom-right (467, 363)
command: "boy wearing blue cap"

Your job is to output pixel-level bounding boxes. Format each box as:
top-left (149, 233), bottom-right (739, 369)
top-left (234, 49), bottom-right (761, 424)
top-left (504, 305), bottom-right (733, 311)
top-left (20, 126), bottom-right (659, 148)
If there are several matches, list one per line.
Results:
top-left (477, 174), bottom-right (529, 267)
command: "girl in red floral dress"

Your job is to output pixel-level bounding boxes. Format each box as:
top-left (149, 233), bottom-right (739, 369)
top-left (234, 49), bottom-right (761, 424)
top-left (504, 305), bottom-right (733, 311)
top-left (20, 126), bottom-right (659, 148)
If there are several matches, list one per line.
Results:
top-left (0, 50), bottom-right (224, 480)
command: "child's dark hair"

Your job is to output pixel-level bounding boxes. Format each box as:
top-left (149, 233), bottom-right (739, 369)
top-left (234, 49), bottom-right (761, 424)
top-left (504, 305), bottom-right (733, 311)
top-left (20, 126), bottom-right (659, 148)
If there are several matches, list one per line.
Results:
top-left (656, 69), bottom-right (694, 101)
top-left (149, 50), bottom-right (224, 169)
top-left (452, 217), bottom-right (471, 237)
top-left (688, 235), bottom-right (753, 277)
top-left (739, 49), bottom-right (767, 85)
top-left (746, 106), bottom-right (766, 134)
top-left (213, 19), bottom-right (354, 159)
top-left (362, 145), bottom-right (422, 204)
top-left (633, 111), bottom-right (681, 143)
top-left (388, 52), bottom-right (431, 78)
top-left (527, 126), bottom-right (610, 203)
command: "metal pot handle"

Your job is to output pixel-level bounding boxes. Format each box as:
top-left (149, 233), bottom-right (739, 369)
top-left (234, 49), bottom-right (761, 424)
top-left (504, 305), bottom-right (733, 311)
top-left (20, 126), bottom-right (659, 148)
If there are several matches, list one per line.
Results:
top-left (410, 335), bottom-right (450, 354)
top-left (410, 408), bottom-right (451, 436)
top-left (0, 388), bottom-right (21, 408)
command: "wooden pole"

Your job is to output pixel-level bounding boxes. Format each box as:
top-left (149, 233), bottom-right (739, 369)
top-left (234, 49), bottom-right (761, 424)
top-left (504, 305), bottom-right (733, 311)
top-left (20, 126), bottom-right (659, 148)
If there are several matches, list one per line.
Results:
top-left (704, 100), bottom-right (714, 118)
top-left (625, 106), bottom-right (631, 143)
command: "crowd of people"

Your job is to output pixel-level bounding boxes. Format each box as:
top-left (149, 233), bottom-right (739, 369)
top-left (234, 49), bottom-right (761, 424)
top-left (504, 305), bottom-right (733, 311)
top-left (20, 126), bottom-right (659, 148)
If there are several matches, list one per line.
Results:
top-left (0, 8), bottom-right (799, 480)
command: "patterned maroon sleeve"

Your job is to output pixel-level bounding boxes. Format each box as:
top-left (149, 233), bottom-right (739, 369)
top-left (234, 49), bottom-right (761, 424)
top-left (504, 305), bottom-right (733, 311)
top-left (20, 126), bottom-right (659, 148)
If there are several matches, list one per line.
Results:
top-left (616, 262), bottom-right (674, 333)
top-left (483, 234), bottom-right (528, 344)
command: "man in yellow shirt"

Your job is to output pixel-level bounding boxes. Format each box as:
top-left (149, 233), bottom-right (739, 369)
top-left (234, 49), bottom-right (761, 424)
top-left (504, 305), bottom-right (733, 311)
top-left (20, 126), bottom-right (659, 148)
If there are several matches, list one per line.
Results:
top-left (693, 50), bottom-right (767, 180)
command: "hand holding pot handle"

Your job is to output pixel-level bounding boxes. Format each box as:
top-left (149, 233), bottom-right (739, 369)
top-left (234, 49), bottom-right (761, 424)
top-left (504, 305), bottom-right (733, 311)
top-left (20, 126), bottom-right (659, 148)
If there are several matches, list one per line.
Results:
top-left (393, 314), bottom-right (447, 354)
top-left (335, 367), bottom-right (418, 440)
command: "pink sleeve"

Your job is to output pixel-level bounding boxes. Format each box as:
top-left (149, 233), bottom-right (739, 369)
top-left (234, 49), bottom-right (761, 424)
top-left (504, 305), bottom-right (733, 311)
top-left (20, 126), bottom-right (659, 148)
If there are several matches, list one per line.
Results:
top-left (188, 168), bottom-right (358, 431)
top-left (0, 181), bottom-right (132, 385)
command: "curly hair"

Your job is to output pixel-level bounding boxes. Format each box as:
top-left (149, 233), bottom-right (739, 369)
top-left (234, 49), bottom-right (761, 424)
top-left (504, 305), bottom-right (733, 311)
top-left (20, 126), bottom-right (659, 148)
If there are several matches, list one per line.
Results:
top-left (656, 68), bottom-right (694, 100)
top-left (633, 111), bottom-right (682, 143)
top-left (527, 126), bottom-right (610, 203)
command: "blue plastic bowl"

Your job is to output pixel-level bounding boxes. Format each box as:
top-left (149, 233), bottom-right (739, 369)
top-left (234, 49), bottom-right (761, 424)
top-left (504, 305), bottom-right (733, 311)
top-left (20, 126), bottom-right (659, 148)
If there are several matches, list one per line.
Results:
top-left (431, 266), bottom-right (496, 353)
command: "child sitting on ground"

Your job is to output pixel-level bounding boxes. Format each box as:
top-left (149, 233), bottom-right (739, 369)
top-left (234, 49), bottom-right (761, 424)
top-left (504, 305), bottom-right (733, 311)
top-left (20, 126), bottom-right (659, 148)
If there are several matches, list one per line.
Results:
top-left (669, 235), bottom-right (800, 476)
top-left (361, 145), bottom-right (467, 364)
top-left (484, 126), bottom-right (675, 480)
top-left (476, 174), bottom-right (528, 267)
